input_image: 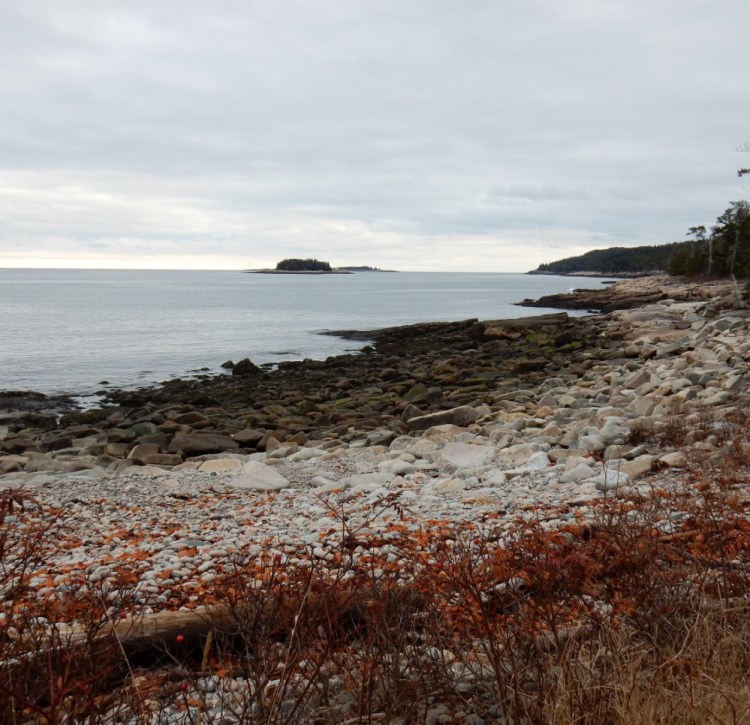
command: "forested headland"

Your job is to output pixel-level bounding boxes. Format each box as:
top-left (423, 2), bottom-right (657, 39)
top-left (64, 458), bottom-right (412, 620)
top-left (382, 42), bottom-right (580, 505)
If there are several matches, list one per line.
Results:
top-left (531, 199), bottom-right (750, 279)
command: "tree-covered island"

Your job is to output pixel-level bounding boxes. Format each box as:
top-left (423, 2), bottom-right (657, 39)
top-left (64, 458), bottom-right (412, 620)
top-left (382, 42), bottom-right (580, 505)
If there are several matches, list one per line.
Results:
top-left (250, 258), bottom-right (351, 274)
top-left (249, 259), bottom-right (394, 274)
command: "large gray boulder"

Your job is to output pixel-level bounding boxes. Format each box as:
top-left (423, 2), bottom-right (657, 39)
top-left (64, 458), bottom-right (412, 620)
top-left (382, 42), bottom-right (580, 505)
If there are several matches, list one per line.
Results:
top-left (168, 433), bottom-right (239, 457)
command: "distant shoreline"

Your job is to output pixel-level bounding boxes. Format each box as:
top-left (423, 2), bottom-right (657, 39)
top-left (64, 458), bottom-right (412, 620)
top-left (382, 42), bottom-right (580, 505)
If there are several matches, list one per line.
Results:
top-left (247, 269), bottom-right (353, 275)
top-left (246, 268), bottom-right (398, 275)
top-left (527, 270), bottom-right (660, 278)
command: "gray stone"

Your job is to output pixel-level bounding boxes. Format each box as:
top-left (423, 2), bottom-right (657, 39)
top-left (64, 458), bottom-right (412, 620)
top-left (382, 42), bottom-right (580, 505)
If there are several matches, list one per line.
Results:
top-left (436, 442), bottom-right (495, 471)
top-left (496, 442), bottom-right (546, 466)
top-left (525, 450), bottom-right (551, 470)
top-left (232, 428), bottom-right (265, 445)
top-left (482, 469), bottom-right (508, 486)
top-left (168, 433), bottom-right (239, 457)
top-left (658, 451), bottom-right (688, 468)
top-left (229, 461), bottom-right (291, 490)
top-left (127, 443), bottom-right (161, 463)
top-left (560, 463), bottom-right (597, 483)
top-left (618, 455), bottom-right (655, 479)
top-left (431, 477), bottom-right (467, 494)
top-left (576, 434), bottom-right (606, 453)
top-left (378, 459), bottom-right (416, 476)
top-left (406, 405), bottom-right (481, 431)
top-left (199, 458), bottom-right (243, 473)
top-left (592, 469), bottom-right (631, 491)
top-left (232, 357), bottom-right (261, 376)
top-left (629, 396), bottom-right (657, 417)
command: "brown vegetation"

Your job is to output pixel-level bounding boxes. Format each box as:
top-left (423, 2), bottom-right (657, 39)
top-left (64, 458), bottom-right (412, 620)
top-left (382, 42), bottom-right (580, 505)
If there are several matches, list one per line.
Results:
top-left (2, 426), bottom-right (750, 723)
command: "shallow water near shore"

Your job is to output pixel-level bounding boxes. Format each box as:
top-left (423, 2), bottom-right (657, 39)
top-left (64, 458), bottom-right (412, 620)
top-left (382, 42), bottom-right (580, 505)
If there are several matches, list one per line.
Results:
top-left (0, 269), bottom-right (609, 396)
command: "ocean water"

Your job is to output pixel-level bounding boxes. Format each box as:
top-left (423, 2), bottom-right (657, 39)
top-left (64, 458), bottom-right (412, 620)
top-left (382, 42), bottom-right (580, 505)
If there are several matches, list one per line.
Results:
top-left (0, 269), bottom-right (611, 397)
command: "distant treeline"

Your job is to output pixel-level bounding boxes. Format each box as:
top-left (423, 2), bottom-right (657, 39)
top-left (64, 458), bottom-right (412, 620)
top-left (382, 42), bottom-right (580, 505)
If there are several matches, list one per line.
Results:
top-left (275, 258), bottom-right (332, 272)
top-left (533, 200), bottom-right (750, 279)
top-left (532, 243), bottom-right (682, 275)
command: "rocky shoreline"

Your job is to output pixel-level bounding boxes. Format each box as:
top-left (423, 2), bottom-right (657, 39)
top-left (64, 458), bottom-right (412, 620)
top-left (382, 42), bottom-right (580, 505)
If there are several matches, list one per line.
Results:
top-left (4, 274), bottom-right (750, 721)
top-left (2, 274), bottom-right (747, 584)
top-left (0, 276), bottom-right (745, 535)
top-left (0, 275), bottom-right (743, 484)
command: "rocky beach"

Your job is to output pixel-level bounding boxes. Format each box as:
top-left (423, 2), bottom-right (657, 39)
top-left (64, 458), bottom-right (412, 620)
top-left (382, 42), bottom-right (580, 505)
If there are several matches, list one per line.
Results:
top-left (3, 274), bottom-right (750, 723)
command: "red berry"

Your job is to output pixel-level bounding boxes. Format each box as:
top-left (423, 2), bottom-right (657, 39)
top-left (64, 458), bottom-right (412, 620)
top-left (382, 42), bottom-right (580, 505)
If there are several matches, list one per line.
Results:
top-left (119, 611), bottom-right (127, 619)
top-left (274, 553), bottom-right (283, 564)
top-left (176, 634), bottom-right (185, 643)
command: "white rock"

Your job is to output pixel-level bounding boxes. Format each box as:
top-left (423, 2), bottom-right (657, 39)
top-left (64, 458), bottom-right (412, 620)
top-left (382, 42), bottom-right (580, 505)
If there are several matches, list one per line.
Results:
top-left (286, 447), bottom-right (326, 463)
top-left (198, 458), bottom-right (242, 473)
top-left (436, 442), bottom-right (495, 471)
top-left (576, 434), bottom-right (606, 453)
top-left (591, 469), bottom-right (631, 492)
top-left (430, 477), bottom-right (467, 494)
top-left (482, 469), bottom-right (508, 486)
top-left (385, 459), bottom-right (416, 476)
top-left (618, 455), bottom-right (655, 479)
top-left (658, 451), bottom-right (688, 468)
top-left (525, 451), bottom-right (551, 470)
top-left (629, 397), bottom-right (657, 417)
top-left (495, 442), bottom-right (546, 466)
top-left (228, 461), bottom-right (291, 491)
top-left (560, 463), bottom-right (597, 483)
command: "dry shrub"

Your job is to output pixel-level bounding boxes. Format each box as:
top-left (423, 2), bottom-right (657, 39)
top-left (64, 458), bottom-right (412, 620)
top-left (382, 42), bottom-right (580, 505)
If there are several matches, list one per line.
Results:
top-left (2, 474), bottom-right (750, 724)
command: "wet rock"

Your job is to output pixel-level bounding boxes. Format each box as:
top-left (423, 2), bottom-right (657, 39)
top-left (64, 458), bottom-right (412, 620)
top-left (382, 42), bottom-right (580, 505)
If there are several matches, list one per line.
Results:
top-left (232, 357), bottom-right (261, 376)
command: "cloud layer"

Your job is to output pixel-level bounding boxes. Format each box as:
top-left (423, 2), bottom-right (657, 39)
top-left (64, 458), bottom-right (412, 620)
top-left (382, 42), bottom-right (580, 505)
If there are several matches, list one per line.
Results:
top-left (1, 0), bottom-right (749, 271)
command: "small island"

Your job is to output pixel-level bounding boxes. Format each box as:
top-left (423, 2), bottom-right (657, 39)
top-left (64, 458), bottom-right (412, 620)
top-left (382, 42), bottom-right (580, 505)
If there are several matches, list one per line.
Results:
top-left (249, 258), bottom-right (394, 274)
top-left (250, 258), bottom-right (350, 274)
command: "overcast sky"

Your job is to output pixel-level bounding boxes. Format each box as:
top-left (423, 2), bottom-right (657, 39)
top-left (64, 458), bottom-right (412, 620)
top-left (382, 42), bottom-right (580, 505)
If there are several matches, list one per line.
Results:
top-left (1, 0), bottom-right (748, 272)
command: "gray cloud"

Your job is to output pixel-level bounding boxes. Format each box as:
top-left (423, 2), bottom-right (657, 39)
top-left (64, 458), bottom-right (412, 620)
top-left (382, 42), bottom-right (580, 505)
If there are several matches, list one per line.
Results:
top-left (0, 0), bottom-right (748, 271)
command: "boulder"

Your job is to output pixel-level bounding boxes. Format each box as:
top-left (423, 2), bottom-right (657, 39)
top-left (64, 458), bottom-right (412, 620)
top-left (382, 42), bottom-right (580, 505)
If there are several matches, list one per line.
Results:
top-left (171, 411), bottom-right (208, 425)
top-left (406, 405), bottom-right (481, 431)
top-left (142, 453), bottom-right (183, 467)
top-left (560, 463), bottom-right (598, 483)
top-left (228, 461), bottom-right (291, 491)
top-left (199, 458), bottom-right (243, 473)
top-left (232, 358), bottom-right (261, 376)
top-left (127, 443), bottom-right (161, 463)
top-left (618, 455), bottom-right (655, 479)
top-left (431, 477), bottom-right (467, 494)
top-left (658, 451), bottom-right (688, 468)
top-left (232, 428), bottom-right (265, 446)
top-left (132, 422), bottom-right (158, 437)
top-left (496, 442), bottom-right (546, 466)
top-left (436, 442), bottom-right (495, 471)
top-left (592, 469), bottom-right (631, 492)
top-left (168, 433), bottom-right (239, 457)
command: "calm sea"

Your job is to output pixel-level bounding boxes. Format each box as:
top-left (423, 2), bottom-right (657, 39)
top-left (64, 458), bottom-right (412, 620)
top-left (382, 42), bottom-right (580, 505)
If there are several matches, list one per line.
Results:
top-left (0, 270), bottom-right (611, 399)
